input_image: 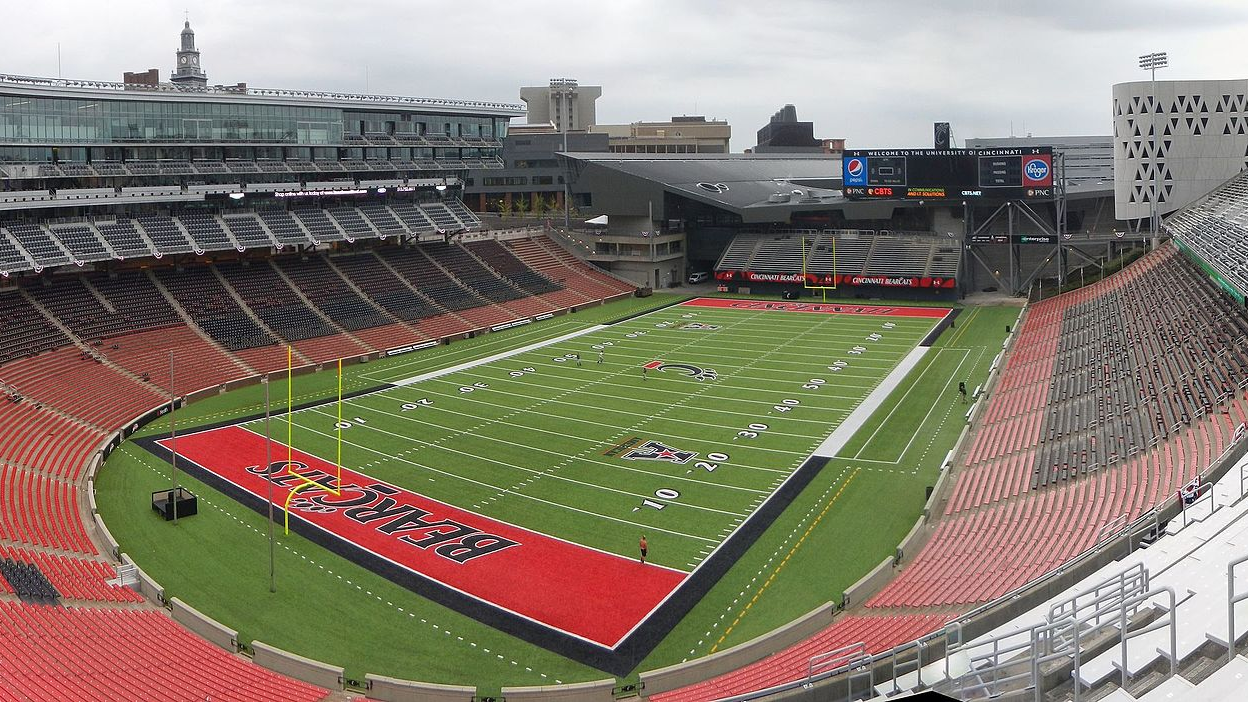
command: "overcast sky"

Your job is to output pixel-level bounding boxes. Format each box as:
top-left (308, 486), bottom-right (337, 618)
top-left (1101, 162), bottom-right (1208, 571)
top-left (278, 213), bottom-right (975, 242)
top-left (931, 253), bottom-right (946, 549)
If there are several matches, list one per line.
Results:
top-left (7, 0), bottom-right (1247, 151)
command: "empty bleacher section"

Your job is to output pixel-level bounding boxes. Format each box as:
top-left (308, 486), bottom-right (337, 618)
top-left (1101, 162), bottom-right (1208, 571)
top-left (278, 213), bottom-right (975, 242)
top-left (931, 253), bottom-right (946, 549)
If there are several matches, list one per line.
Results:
top-left (327, 251), bottom-right (437, 323)
top-left (0, 287), bottom-right (71, 363)
top-left (951, 247), bottom-right (1248, 505)
top-left (1164, 169), bottom-right (1248, 297)
top-left (504, 235), bottom-right (636, 302)
top-left (1, 545), bottom-right (142, 603)
top-left (5, 224), bottom-right (71, 268)
top-left (867, 246), bottom-right (1248, 609)
top-left (444, 198), bottom-right (483, 229)
top-left (655, 244), bottom-right (1248, 702)
top-left (389, 202), bottom-right (437, 234)
top-left (180, 213), bottom-right (235, 252)
top-left (0, 231), bottom-right (625, 699)
top-left (326, 206), bottom-right (379, 240)
top-left (0, 601), bottom-right (327, 702)
top-left (0, 230), bottom-right (32, 274)
top-left (384, 246), bottom-right (486, 313)
top-left (49, 225), bottom-right (111, 264)
top-left (653, 615), bottom-right (952, 702)
top-left (421, 201), bottom-right (463, 230)
top-left (274, 255), bottom-right (425, 352)
top-left (137, 215), bottom-right (194, 256)
top-left (358, 203), bottom-right (406, 237)
top-left (94, 219), bottom-right (155, 259)
top-left (423, 241), bottom-right (524, 304)
top-left (465, 239), bottom-right (563, 296)
top-left (221, 213), bottom-right (275, 251)
top-left (258, 209), bottom-right (315, 247)
top-left (0, 199), bottom-right (487, 277)
top-left (215, 261), bottom-right (340, 344)
top-left (154, 266), bottom-right (276, 353)
top-left (713, 229), bottom-right (963, 280)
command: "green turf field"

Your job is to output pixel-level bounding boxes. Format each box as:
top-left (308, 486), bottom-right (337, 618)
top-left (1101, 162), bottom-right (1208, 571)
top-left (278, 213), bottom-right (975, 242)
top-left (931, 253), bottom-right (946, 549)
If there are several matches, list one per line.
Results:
top-left (95, 295), bottom-right (1015, 689)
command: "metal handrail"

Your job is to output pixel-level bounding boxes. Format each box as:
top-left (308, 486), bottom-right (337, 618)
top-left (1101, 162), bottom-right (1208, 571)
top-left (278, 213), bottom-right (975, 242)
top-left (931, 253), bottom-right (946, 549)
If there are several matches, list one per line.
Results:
top-left (1228, 554), bottom-right (1248, 661)
top-left (806, 642), bottom-right (865, 684)
top-left (734, 425), bottom-right (1247, 702)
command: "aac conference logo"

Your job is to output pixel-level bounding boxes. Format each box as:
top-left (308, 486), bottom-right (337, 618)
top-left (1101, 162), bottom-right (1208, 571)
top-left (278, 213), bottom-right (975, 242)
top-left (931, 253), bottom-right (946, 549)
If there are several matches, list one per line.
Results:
top-left (844, 157), bottom-right (867, 185)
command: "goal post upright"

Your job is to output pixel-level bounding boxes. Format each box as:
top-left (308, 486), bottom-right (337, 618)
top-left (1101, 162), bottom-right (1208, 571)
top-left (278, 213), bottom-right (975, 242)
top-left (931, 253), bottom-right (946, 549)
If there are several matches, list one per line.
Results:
top-left (280, 346), bottom-right (344, 534)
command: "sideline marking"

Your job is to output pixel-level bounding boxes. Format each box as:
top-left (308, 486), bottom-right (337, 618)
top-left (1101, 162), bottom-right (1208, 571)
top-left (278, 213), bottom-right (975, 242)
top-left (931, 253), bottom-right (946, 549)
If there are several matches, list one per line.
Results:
top-left (813, 347), bottom-right (931, 458)
top-left (710, 468), bottom-right (860, 652)
top-left (391, 326), bottom-right (608, 387)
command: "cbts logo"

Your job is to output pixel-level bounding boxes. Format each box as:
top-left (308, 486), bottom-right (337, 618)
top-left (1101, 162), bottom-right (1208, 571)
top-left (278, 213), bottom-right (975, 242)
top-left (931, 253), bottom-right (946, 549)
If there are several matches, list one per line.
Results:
top-left (844, 157), bottom-right (867, 185)
top-left (1022, 155), bottom-right (1052, 185)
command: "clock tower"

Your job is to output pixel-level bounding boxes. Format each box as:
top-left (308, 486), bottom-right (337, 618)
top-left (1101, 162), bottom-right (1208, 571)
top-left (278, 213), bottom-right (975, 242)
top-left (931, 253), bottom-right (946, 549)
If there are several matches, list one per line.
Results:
top-left (171, 19), bottom-right (207, 86)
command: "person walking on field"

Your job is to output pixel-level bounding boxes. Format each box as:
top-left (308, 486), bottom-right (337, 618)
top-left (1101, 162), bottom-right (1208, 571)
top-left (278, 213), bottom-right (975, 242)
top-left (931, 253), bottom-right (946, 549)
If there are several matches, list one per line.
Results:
top-left (597, 349), bottom-right (604, 364)
top-left (639, 535), bottom-right (648, 564)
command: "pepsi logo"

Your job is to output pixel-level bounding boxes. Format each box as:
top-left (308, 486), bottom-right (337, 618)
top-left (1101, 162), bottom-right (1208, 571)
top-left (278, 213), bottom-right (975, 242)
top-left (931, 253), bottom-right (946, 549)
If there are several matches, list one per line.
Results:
top-left (1024, 158), bottom-right (1049, 181)
top-left (846, 158), bottom-right (865, 177)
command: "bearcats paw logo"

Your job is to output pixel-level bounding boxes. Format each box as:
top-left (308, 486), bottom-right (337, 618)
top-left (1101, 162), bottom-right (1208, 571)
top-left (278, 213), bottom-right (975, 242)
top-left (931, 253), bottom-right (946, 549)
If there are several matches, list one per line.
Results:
top-left (622, 440), bottom-right (698, 464)
top-left (643, 360), bottom-right (718, 381)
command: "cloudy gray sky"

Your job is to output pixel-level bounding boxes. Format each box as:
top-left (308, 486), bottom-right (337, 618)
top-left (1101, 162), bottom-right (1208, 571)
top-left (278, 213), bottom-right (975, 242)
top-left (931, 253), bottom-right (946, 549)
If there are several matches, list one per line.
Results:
top-left (7, 0), bottom-right (1247, 150)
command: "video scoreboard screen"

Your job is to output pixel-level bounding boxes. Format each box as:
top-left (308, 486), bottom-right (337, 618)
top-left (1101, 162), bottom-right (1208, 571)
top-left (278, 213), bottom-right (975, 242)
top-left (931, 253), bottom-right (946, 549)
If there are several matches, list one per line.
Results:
top-left (842, 147), bottom-right (1054, 201)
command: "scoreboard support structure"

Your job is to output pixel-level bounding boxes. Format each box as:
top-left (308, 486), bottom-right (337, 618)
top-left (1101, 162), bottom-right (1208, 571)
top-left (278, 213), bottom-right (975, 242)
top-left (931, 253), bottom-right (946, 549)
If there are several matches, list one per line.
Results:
top-left (962, 197), bottom-right (1147, 299)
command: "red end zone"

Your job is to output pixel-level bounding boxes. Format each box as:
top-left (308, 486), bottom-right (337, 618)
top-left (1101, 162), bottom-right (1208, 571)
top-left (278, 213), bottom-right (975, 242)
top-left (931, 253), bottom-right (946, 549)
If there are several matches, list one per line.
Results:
top-left (158, 425), bottom-right (686, 648)
top-left (682, 298), bottom-right (950, 318)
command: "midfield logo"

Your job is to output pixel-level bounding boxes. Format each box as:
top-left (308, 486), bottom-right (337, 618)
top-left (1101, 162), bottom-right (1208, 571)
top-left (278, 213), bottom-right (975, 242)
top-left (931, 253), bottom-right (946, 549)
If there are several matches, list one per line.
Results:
top-left (622, 440), bottom-right (698, 464)
top-left (643, 360), bottom-right (718, 381)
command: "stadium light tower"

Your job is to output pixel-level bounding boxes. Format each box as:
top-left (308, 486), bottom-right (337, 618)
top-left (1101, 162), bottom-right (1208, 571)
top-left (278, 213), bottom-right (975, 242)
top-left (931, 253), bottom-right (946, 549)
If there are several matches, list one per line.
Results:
top-left (1139, 51), bottom-right (1168, 238)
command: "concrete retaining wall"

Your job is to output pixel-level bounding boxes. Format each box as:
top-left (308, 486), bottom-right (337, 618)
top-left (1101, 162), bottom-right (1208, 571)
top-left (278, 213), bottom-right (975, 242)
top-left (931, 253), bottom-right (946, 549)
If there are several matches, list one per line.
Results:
top-left (894, 518), bottom-right (928, 565)
top-left (170, 597), bottom-right (237, 652)
top-left (842, 556), bottom-right (895, 610)
top-left (120, 553), bottom-right (163, 603)
top-left (251, 640), bottom-right (343, 691)
top-left (93, 511), bottom-right (120, 559)
top-left (502, 678), bottom-right (616, 701)
top-left (365, 674), bottom-right (474, 702)
top-left (639, 602), bottom-right (835, 697)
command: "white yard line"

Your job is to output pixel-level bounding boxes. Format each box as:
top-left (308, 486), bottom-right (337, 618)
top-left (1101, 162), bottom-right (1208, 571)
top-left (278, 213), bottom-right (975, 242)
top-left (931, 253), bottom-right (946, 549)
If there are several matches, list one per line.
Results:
top-left (813, 346), bottom-right (932, 458)
top-left (390, 325), bottom-right (608, 387)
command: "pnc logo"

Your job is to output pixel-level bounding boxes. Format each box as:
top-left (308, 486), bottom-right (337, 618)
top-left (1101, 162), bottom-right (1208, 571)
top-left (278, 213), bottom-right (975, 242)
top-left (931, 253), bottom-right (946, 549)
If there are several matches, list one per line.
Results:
top-left (1024, 158), bottom-right (1049, 181)
top-left (846, 158), bottom-right (865, 177)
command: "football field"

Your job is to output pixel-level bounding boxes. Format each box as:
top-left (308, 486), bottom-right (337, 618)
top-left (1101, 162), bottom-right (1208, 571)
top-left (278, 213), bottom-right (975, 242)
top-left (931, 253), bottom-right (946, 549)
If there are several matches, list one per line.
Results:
top-left (142, 297), bottom-right (949, 669)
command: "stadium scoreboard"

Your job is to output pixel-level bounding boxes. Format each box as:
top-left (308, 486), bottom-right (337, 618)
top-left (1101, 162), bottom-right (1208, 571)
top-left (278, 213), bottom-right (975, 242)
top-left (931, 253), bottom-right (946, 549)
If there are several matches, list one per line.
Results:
top-left (842, 147), bottom-right (1054, 201)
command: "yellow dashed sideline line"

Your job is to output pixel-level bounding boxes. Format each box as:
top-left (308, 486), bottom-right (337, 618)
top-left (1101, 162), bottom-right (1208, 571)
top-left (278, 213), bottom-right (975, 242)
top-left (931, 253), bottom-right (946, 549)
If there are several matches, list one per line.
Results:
top-left (709, 467), bottom-right (860, 653)
top-left (943, 307), bottom-right (980, 348)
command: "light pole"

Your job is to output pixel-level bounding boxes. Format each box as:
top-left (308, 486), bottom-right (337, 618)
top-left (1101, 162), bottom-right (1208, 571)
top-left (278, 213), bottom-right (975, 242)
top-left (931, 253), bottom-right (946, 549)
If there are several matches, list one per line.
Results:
top-left (1139, 51), bottom-right (1168, 239)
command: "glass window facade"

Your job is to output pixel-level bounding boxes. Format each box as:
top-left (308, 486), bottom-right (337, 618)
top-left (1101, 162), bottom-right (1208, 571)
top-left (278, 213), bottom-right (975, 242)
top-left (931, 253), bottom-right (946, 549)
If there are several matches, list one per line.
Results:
top-left (0, 93), bottom-right (511, 148)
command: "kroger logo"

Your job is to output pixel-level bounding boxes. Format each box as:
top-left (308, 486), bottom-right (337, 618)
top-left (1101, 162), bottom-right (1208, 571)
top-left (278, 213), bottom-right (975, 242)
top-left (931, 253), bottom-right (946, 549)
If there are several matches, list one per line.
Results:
top-left (846, 158), bottom-right (865, 177)
top-left (1024, 158), bottom-right (1049, 181)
